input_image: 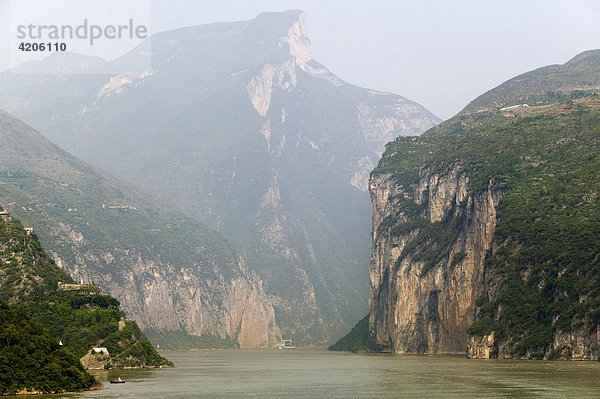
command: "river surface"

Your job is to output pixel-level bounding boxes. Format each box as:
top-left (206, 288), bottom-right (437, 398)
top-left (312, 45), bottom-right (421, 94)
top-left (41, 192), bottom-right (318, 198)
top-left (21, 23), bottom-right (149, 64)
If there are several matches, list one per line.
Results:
top-left (53, 349), bottom-right (600, 398)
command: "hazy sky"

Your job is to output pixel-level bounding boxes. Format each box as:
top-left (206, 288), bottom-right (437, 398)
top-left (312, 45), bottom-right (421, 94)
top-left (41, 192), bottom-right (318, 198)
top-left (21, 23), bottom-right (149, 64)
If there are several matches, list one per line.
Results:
top-left (150, 0), bottom-right (600, 119)
top-left (3, 0), bottom-right (600, 119)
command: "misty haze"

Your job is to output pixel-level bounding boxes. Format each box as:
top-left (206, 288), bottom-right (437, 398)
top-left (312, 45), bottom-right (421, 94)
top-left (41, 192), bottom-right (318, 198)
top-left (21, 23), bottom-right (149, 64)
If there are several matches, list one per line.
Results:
top-left (1, 1), bottom-right (600, 397)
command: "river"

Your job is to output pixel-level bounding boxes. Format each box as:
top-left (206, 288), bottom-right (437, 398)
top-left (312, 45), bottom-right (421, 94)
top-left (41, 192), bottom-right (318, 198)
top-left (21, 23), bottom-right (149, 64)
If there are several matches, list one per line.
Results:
top-left (54, 349), bottom-right (600, 398)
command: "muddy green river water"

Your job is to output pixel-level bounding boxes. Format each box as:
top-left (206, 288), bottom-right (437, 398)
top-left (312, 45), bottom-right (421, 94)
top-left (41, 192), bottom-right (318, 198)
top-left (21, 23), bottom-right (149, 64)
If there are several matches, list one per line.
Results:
top-left (53, 349), bottom-right (600, 398)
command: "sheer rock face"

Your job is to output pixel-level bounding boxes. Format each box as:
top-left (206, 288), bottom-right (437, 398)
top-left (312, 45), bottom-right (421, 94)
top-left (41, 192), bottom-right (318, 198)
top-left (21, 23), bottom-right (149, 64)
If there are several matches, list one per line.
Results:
top-left (369, 166), bottom-right (503, 354)
top-left (278, 12), bottom-right (312, 69)
top-left (80, 350), bottom-right (111, 370)
top-left (467, 332), bottom-right (495, 359)
top-left (544, 329), bottom-right (600, 361)
top-left (245, 12), bottom-right (439, 191)
top-left (51, 245), bottom-right (280, 349)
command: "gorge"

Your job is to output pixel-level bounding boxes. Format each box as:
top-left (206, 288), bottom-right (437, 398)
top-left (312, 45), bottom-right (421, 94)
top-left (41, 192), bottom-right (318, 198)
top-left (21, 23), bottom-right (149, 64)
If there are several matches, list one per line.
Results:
top-left (0, 11), bottom-right (439, 346)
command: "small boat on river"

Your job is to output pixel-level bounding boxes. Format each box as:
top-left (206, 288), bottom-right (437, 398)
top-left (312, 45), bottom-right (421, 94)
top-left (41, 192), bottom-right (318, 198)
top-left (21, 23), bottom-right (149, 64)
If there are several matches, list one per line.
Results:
top-left (277, 339), bottom-right (296, 349)
top-left (110, 358), bottom-right (125, 383)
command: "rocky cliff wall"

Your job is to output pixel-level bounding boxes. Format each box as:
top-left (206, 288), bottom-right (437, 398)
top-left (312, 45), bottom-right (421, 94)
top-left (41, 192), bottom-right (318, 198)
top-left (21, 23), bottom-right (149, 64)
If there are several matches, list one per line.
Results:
top-left (369, 166), bottom-right (503, 353)
top-left (47, 224), bottom-right (280, 349)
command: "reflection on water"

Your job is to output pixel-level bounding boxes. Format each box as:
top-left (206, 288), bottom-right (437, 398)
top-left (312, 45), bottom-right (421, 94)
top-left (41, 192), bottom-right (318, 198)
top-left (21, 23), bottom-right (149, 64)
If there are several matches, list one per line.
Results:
top-left (49, 350), bottom-right (600, 398)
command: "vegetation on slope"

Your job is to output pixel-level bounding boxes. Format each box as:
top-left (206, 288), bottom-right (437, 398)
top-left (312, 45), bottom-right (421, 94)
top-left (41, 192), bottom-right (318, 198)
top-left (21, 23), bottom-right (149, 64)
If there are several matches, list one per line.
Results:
top-left (461, 49), bottom-right (600, 113)
top-left (22, 293), bottom-right (173, 367)
top-left (0, 300), bottom-right (97, 396)
top-left (327, 315), bottom-right (383, 352)
top-left (0, 109), bottom-right (270, 348)
top-left (465, 103), bottom-right (600, 358)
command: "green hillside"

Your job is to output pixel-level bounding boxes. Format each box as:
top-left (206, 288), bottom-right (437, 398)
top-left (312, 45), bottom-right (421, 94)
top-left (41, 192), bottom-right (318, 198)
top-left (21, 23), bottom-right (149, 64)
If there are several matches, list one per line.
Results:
top-left (0, 208), bottom-right (172, 369)
top-left (327, 315), bottom-right (383, 352)
top-left (329, 50), bottom-right (600, 358)
top-left (0, 300), bottom-right (97, 396)
top-left (461, 50), bottom-right (600, 114)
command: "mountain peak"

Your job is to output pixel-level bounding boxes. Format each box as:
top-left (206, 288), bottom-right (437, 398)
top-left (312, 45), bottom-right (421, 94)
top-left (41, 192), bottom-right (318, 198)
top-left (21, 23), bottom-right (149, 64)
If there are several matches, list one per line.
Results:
top-left (565, 48), bottom-right (600, 68)
top-left (280, 11), bottom-right (311, 68)
top-left (461, 48), bottom-right (600, 114)
top-left (246, 10), bottom-right (311, 68)
top-left (8, 51), bottom-right (107, 75)
top-left (252, 10), bottom-right (306, 27)
top-left (0, 11), bottom-right (440, 347)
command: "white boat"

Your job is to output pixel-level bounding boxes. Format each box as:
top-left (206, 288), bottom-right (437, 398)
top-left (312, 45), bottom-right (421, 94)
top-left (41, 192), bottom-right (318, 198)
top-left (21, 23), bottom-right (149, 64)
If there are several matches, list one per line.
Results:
top-left (277, 339), bottom-right (296, 349)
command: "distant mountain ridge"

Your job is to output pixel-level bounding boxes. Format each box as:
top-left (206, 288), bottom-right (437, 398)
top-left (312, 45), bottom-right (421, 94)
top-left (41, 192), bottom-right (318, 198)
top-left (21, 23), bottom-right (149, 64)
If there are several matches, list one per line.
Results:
top-left (0, 10), bottom-right (440, 344)
top-left (0, 109), bottom-right (280, 348)
top-left (462, 50), bottom-right (600, 114)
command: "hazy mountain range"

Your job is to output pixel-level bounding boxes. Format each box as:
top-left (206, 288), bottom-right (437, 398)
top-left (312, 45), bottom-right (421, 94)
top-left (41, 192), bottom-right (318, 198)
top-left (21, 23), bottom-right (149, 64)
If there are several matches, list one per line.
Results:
top-left (0, 11), bottom-right (439, 344)
top-left (0, 109), bottom-right (279, 347)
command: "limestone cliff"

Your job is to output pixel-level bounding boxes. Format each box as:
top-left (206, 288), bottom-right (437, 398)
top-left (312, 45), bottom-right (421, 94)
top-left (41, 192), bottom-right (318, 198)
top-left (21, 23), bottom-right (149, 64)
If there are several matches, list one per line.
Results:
top-left (368, 61), bottom-right (600, 358)
top-left (47, 224), bottom-right (281, 349)
top-left (244, 11), bottom-right (439, 191)
top-left (369, 165), bottom-right (503, 353)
